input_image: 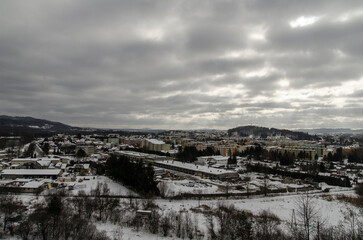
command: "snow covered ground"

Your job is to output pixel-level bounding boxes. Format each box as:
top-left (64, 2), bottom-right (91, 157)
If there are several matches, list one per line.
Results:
top-left (97, 223), bottom-right (178, 240)
top-left (5, 174), bottom-right (361, 240)
top-left (45, 175), bottom-right (138, 197)
top-left (159, 179), bottom-right (220, 196)
top-left (94, 189), bottom-right (362, 240)
top-left (156, 190), bottom-right (361, 227)
top-left (70, 176), bottom-right (138, 196)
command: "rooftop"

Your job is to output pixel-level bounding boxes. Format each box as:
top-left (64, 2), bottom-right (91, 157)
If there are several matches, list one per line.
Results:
top-left (1, 169), bottom-right (61, 176)
top-left (145, 139), bottom-right (166, 145)
top-left (157, 160), bottom-right (237, 176)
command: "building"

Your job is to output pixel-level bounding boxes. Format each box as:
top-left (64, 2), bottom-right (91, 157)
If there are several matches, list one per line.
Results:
top-left (114, 150), bottom-right (172, 161)
top-left (0, 169), bottom-right (62, 180)
top-left (197, 155), bottom-right (229, 166)
top-left (0, 179), bottom-right (48, 193)
top-left (11, 157), bottom-right (61, 166)
top-left (153, 160), bottom-right (239, 180)
top-left (75, 145), bottom-right (95, 156)
top-left (142, 139), bottom-right (170, 152)
top-left (68, 164), bottom-right (91, 174)
top-left (107, 138), bottom-right (120, 145)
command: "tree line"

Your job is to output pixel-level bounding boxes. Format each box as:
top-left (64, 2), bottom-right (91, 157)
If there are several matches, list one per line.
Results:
top-left (176, 146), bottom-right (220, 162)
top-left (247, 164), bottom-right (352, 187)
top-left (106, 155), bottom-right (159, 196)
top-left (0, 187), bottom-right (114, 240)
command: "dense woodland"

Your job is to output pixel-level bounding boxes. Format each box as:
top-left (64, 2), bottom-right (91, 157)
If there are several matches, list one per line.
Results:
top-left (106, 155), bottom-right (159, 196)
top-left (227, 126), bottom-right (319, 141)
top-left (176, 146), bottom-right (220, 162)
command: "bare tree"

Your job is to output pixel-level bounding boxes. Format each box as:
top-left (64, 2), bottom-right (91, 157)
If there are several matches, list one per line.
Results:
top-left (295, 192), bottom-right (319, 240)
top-left (254, 210), bottom-right (281, 240)
top-left (206, 214), bottom-right (217, 240)
top-left (91, 182), bottom-right (119, 221)
top-left (175, 211), bottom-right (183, 238)
top-left (342, 207), bottom-right (362, 240)
top-left (243, 175), bottom-right (251, 198)
top-left (225, 180), bottom-right (230, 199)
top-left (0, 194), bottom-right (25, 235)
top-left (355, 183), bottom-right (363, 198)
top-left (262, 174), bottom-right (269, 196)
top-left (158, 181), bottom-right (169, 198)
top-left (15, 219), bottom-right (32, 240)
top-left (146, 210), bottom-right (160, 234)
top-left (214, 204), bottom-right (253, 240)
top-left (184, 212), bottom-right (194, 239)
top-left (193, 189), bottom-right (203, 207)
top-left (160, 214), bottom-right (173, 237)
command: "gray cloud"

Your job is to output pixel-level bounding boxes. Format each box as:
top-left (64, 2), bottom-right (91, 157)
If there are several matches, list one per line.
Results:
top-left (0, 0), bottom-right (362, 129)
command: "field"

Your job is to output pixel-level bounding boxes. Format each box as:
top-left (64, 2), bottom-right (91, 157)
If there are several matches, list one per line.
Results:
top-left (16, 175), bottom-right (361, 240)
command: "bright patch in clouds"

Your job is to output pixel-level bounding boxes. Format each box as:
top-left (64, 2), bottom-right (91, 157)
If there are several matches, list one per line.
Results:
top-left (249, 33), bottom-right (265, 41)
top-left (245, 67), bottom-right (276, 78)
top-left (290, 16), bottom-right (321, 28)
top-left (337, 9), bottom-right (363, 22)
top-left (138, 28), bottom-right (165, 41)
top-left (221, 49), bottom-right (261, 59)
top-left (278, 79), bottom-right (290, 87)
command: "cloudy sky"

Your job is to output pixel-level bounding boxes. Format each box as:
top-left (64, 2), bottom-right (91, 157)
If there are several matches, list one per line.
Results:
top-left (1, 0), bottom-right (363, 130)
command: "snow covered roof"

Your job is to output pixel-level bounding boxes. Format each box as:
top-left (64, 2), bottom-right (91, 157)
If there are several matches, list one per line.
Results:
top-left (1, 169), bottom-right (61, 176)
top-left (21, 181), bottom-right (45, 188)
top-left (157, 160), bottom-right (237, 176)
top-left (37, 160), bottom-right (51, 167)
top-left (116, 150), bottom-right (168, 160)
top-left (145, 139), bottom-right (166, 145)
top-left (12, 158), bottom-right (39, 163)
top-left (198, 155), bottom-right (229, 162)
top-left (12, 157), bottom-right (60, 163)
top-left (71, 164), bottom-right (90, 169)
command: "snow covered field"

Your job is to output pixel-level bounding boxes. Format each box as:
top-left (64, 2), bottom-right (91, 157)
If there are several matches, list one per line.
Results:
top-left (69, 176), bottom-right (138, 196)
top-left (156, 190), bottom-right (361, 227)
top-left (5, 176), bottom-right (361, 240)
top-left (95, 189), bottom-right (362, 240)
top-left (158, 179), bottom-right (220, 196)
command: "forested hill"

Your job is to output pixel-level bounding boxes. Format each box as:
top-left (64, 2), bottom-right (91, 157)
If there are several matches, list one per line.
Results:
top-left (0, 115), bottom-right (150, 136)
top-left (0, 115), bottom-right (79, 134)
top-left (228, 126), bottom-right (318, 141)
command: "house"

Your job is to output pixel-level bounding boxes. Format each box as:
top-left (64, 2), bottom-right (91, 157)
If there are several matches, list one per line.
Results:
top-left (11, 158), bottom-right (38, 166)
top-left (37, 160), bottom-right (52, 168)
top-left (68, 164), bottom-right (90, 174)
top-left (11, 157), bottom-right (61, 166)
top-left (0, 179), bottom-right (47, 193)
top-left (0, 169), bottom-right (62, 180)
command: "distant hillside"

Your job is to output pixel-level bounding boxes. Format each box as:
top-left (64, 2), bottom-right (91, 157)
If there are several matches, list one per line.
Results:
top-left (228, 126), bottom-right (318, 141)
top-left (0, 115), bottom-right (80, 135)
top-left (298, 128), bottom-right (363, 135)
top-left (0, 115), bottom-right (154, 136)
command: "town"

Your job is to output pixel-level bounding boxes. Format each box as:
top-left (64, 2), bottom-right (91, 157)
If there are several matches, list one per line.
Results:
top-left (0, 124), bottom-right (362, 239)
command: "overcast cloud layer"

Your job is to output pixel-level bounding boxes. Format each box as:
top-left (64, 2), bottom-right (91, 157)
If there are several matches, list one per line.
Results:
top-left (1, 0), bottom-right (363, 130)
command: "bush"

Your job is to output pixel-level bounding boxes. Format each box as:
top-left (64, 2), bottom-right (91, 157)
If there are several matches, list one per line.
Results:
top-left (355, 183), bottom-right (363, 198)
